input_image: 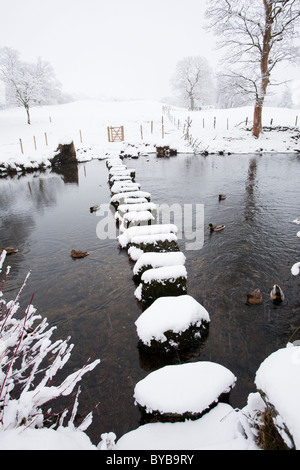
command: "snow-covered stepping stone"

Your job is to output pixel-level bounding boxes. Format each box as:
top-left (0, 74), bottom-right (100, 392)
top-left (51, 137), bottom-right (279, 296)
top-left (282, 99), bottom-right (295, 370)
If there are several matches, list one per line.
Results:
top-left (118, 224), bottom-right (178, 248)
top-left (135, 295), bottom-right (210, 354)
top-left (120, 211), bottom-right (155, 231)
top-left (132, 251), bottom-right (186, 283)
top-left (110, 191), bottom-right (151, 209)
top-left (134, 265), bottom-right (187, 306)
top-left (134, 361), bottom-right (237, 423)
top-left (117, 202), bottom-right (157, 217)
top-left (130, 232), bottom-right (180, 254)
top-left (110, 181), bottom-right (141, 195)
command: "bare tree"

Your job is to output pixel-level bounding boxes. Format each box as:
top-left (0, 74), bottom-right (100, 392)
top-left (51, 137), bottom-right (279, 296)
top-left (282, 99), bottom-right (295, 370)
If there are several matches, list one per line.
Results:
top-left (0, 47), bottom-right (61, 124)
top-left (206, 0), bottom-right (300, 137)
top-left (171, 56), bottom-right (215, 110)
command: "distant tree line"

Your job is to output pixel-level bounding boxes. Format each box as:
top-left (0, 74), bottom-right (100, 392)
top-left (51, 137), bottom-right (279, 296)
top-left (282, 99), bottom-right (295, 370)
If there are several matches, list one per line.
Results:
top-left (0, 47), bottom-right (72, 124)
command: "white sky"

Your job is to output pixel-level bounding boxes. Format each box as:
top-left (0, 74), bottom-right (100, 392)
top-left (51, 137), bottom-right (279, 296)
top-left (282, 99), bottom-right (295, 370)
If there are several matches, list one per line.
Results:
top-left (0, 0), bottom-right (221, 100)
top-left (0, 0), bottom-right (299, 102)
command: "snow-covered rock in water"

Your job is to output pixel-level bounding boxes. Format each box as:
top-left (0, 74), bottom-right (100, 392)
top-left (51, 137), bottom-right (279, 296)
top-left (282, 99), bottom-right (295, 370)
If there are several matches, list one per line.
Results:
top-left (0, 426), bottom-right (97, 451)
top-left (291, 262), bottom-right (300, 276)
top-left (120, 211), bottom-right (155, 231)
top-left (128, 246), bottom-right (144, 261)
top-left (130, 232), bottom-right (180, 253)
top-left (134, 361), bottom-right (237, 422)
top-left (132, 251), bottom-right (185, 283)
top-left (109, 175), bottom-right (133, 186)
top-left (106, 158), bottom-right (125, 169)
top-left (134, 265), bottom-right (187, 306)
top-left (135, 295), bottom-right (210, 354)
top-left (255, 344), bottom-right (300, 449)
top-left (118, 224), bottom-right (178, 248)
top-left (118, 201), bottom-right (157, 217)
top-left (292, 218), bottom-right (300, 225)
top-left (115, 403), bottom-right (258, 450)
top-left (110, 181), bottom-right (141, 195)
top-left (110, 190), bottom-right (151, 209)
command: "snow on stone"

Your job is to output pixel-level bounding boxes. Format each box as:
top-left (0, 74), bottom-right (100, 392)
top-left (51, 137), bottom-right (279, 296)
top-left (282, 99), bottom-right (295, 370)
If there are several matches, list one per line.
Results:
top-left (134, 362), bottom-right (237, 416)
top-left (118, 224), bottom-right (178, 248)
top-left (120, 211), bottom-right (155, 230)
top-left (130, 232), bottom-right (178, 247)
top-left (110, 181), bottom-right (141, 194)
top-left (114, 403), bottom-right (257, 450)
top-left (140, 265), bottom-right (187, 284)
top-left (127, 246), bottom-right (144, 261)
top-left (110, 190), bottom-right (151, 207)
top-left (133, 251), bottom-right (185, 277)
top-left (255, 344), bottom-right (300, 449)
top-left (118, 202), bottom-right (157, 215)
top-left (135, 295), bottom-right (210, 346)
top-left (292, 218), bottom-right (300, 224)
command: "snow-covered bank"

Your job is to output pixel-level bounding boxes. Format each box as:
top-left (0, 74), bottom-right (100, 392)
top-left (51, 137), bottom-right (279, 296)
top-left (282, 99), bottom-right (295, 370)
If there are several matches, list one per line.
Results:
top-left (0, 100), bottom-right (299, 174)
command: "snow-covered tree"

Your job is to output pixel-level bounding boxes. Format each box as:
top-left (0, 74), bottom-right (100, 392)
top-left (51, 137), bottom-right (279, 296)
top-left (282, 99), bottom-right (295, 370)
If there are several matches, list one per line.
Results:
top-left (0, 249), bottom-right (100, 440)
top-left (206, 0), bottom-right (300, 137)
top-left (0, 47), bottom-right (62, 124)
top-left (171, 56), bottom-right (215, 110)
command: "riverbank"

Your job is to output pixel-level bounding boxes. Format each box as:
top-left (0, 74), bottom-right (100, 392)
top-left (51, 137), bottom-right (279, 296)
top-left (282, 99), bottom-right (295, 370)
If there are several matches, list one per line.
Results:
top-left (0, 100), bottom-right (299, 175)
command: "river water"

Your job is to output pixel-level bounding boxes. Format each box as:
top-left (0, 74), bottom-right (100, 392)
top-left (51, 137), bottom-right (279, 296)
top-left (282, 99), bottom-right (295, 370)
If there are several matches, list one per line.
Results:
top-left (0, 153), bottom-right (300, 445)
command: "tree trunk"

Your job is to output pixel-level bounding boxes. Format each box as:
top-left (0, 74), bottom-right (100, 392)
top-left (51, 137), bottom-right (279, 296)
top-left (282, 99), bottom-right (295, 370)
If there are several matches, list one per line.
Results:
top-left (253, 99), bottom-right (263, 138)
top-left (25, 104), bottom-right (31, 125)
top-left (252, 0), bottom-right (272, 138)
top-left (189, 94), bottom-right (195, 111)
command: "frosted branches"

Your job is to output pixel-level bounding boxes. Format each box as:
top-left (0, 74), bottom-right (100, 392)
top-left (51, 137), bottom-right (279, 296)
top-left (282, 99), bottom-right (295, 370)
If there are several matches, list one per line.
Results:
top-left (0, 251), bottom-right (100, 432)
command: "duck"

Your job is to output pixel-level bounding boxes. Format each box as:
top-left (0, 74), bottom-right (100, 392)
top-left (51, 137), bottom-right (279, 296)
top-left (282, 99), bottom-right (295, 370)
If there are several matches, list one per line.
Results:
top-left (90, 205), bottom-right (101, 213)
top-left (207, 223), bottom-right (226, 232)
top-left (70, 250), bottom-right (89, 259)
top-left (1, 247), bottom-right (18, 255)
top-left (246, 288), bottom-right (263, 305)
top-left (270, 284), bottom-right (285, 304)
top-left (218, 194), bottom-right (227, 201)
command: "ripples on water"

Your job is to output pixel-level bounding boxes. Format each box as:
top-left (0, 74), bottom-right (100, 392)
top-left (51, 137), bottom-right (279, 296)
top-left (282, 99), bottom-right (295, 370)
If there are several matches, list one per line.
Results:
top-left (0, 153), bottom-right (300, 444)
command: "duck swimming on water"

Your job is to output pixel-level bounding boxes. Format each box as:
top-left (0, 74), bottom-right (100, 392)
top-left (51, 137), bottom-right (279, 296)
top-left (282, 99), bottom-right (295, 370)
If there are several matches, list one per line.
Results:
top-left (70, 250), bottom-right (89, 259)
top-left (270, 284), bottom-right (285, 304)
top-left (207, 224), bottom-right (226, 232)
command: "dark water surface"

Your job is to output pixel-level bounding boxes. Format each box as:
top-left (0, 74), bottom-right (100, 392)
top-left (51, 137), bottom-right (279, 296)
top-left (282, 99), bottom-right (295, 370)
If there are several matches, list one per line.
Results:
top-left (1, 153), bottom-right (300, 445)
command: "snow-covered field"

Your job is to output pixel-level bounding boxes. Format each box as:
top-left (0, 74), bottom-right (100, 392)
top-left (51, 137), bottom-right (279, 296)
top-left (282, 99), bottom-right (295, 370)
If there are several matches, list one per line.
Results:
top-left (0, 99), bottom-right (299, 173)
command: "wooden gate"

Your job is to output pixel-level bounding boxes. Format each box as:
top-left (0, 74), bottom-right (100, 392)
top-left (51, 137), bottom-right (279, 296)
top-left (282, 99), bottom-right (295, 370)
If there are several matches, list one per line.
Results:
top-left (107, 126), bottom-right (124, 142)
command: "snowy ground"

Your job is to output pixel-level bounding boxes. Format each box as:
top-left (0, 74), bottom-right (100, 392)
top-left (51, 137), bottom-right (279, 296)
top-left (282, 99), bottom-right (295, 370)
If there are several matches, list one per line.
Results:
top-left (0, 99), bottom-right (299, 173)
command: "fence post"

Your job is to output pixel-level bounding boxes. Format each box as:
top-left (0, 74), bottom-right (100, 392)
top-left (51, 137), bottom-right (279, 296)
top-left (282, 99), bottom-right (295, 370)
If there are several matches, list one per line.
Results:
top-left (79, 129), bottom-right (83, 143)
top-left (33, 136), bottom-right (37, 150)
top-left (295, 116), bottom-right (298, 127)
top-left (45, 132), bottom-right (48, 146)
top-left (19, 138), bottom-right (24, 154)
top-left (140, 124), bottom-right (143, 140)
top-left (107, 126), bottom-right (111, 142)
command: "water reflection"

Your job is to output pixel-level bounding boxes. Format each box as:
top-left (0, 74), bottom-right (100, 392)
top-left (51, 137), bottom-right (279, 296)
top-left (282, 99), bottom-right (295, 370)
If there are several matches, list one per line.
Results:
top-left (0, 155), bottom-right (300, 445)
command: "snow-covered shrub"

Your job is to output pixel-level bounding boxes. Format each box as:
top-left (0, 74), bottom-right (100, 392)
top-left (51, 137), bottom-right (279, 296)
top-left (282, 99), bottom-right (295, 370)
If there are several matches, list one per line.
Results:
top-left (0, 250), bottom-right (100, 436)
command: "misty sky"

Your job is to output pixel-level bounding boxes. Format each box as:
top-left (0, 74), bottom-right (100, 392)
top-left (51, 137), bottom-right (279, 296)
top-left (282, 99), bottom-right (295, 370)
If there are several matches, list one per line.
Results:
top-left (1, 0), bottom-right (299, 102)
top-left (0, 0), bottom-right (222, 100)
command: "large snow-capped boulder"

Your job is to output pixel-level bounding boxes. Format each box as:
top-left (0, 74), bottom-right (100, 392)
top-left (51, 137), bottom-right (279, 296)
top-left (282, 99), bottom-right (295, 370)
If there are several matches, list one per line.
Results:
top-left (255, 343), bottom-right (300, 449)
top-left (135, 295), bottom-right (210, 354)
top-left (134, 361), bottom-right (236, 422)
top-left (132, 251), bottom-right (185, 283)
top-left (134, 265), bottom-right (187, 306)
